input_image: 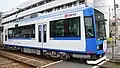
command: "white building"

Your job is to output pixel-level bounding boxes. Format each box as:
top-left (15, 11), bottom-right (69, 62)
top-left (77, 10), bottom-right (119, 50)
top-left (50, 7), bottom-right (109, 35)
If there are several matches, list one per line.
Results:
top-left (2, 0), bottom-right (87, 24)
top-left (0, 12), bottom-right (3, 41)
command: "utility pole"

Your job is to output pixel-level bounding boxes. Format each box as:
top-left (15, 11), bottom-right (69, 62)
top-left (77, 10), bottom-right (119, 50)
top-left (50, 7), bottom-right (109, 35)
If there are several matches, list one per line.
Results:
top-left (109, 6), bottom-right (112, 38)
top-left (112, 0), bottom-right (117, 60)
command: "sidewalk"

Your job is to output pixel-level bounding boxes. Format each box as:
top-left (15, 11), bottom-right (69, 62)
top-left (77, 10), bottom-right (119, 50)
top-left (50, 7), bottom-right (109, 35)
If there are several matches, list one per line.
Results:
top-left (100, 41), bottom-right (120, 68)
top-left (107, 40), bottom-right (120, 59)
top-left (107, 40), bottom-right (120, 48)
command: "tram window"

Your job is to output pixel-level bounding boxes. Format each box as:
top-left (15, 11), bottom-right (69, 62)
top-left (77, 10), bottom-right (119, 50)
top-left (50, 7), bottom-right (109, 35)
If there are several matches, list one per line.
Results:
top-left (50, 17), bottom-right (80, 37)
top-left (14, 27), bottom-right (22, 38)
top-left (8, 29), bottom-right (13, 38)
top-left (96, 20), bottom-right (106, 39)
top-left (8, 24), bottom-right (35, 39)
top-left (84, 17), bottom-right (94, 38)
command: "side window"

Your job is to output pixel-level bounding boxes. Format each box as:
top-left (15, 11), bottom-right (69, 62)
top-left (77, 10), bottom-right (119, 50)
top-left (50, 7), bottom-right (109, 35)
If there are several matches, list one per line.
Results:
top-left (84, 17), bottom-right (95, 38)
top-left (50, 17), bottom-right (80, 37)
top-left (8, 24), bottom-right (35, 39)
top-left (22, 25), bottom-right (35, 38)
top-left (68, 17), bottom-right (80, 36)
top-left (8, 29), bottom-right (13, 38)
top-left (14, 27), bottom-right (22, 38)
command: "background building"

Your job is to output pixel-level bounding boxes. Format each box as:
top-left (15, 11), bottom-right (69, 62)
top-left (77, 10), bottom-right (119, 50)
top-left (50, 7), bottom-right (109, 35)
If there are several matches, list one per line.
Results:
top-left (0, 12), bottom-right (3, 41)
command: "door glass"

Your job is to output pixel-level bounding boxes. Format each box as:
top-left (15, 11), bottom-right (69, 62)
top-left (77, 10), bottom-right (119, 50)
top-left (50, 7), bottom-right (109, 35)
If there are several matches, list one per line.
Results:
top-left (5, 30), bottom-right (7, 41)
top-left (38, 25), bottom-right (41, 42)
top-left (43, 24), bottom-right (47, 42)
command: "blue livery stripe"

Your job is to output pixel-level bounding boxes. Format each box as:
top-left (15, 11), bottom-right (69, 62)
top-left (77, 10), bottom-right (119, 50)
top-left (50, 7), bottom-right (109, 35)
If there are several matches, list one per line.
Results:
top-left (8, 38), bottom-right (33, 40)
top-left (96, 50), bottom-right (104, 54)
top-left (51, 37), bottom-right (81, 40)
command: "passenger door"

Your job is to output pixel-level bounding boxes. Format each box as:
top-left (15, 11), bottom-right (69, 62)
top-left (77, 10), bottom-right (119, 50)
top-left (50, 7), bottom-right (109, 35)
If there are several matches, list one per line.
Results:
top-left (38, 24), bottom-right (47, 47)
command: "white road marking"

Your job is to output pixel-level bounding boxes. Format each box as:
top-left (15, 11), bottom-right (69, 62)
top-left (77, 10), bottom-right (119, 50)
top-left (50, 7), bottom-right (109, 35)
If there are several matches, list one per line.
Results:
top-left (98, 60), bottom-right (107, 66)
top-left (106, 59), bottom-right (110, 61)
top-left (41, 60), bottom-right (63, 68)
top-left (92, 59), bottom-right (110, 68)
top-left (92, 66), bottom-right (99, 68)
top-left (87, 56), bottom-right (106, 64)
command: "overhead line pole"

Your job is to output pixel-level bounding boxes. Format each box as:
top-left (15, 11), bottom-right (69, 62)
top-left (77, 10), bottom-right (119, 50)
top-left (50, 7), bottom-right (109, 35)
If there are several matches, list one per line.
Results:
top-left (112, 0), bottom-right (117, 60)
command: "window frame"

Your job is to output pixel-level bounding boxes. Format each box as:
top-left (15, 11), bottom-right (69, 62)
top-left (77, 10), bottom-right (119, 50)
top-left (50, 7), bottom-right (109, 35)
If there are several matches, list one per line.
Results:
top-left (84, 16), bottom-right (95, 38)
top-left (96, 20), bottom-right (106, 39)
top-left (50, 16), bottom-right (81, 38)
top-left (94, 9), bottom-right (106, 39)
top-left (8, 24), bottom-right (35, 39)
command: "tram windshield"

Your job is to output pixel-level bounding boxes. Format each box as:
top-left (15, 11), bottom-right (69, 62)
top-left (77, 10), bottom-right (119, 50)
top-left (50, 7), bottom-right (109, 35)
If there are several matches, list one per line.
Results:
top-left (96, 20), bottom-right (106, 40)
top-left (94, 9), bottom-right (106, 40)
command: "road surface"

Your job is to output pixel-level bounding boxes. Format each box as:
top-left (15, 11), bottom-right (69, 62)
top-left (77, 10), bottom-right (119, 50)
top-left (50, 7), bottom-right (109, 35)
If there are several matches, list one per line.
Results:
top-left (45, 61), bottom-right (93, 68)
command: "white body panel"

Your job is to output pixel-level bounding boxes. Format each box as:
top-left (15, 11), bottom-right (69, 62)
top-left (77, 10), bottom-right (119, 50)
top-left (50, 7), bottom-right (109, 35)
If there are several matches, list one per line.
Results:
top-left (3, 7), bottom-right (86, 52)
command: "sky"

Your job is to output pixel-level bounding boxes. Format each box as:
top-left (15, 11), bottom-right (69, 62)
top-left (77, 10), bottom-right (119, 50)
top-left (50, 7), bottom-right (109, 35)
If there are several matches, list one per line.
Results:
top-left (0, 0), bottom-right (28, 12)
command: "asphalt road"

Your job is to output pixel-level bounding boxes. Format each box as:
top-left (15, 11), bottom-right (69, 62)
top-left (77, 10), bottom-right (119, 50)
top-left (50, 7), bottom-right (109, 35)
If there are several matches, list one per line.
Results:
top-left (45, 61), bottom-right (93, 68)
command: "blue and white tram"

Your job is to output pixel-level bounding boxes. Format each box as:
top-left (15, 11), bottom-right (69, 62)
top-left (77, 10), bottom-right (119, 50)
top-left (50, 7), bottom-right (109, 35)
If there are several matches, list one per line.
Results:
top-left (3, 6), bottom-right (107, 64)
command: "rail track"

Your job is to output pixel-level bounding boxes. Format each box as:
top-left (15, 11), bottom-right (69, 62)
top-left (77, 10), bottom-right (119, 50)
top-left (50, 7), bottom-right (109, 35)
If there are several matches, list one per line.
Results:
top-left (0, 47), bottom-right (61, 68)
top-left (0, 55), bottom-right (36, 68)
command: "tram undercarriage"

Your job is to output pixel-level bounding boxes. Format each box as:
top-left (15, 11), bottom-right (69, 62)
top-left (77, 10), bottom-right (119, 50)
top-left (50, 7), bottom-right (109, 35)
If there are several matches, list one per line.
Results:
top-left (1, 45), bottom-right (106, 64)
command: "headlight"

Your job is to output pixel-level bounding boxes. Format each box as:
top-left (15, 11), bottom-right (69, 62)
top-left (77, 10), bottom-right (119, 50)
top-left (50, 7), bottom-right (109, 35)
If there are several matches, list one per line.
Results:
top-left (97, 46), bottom-right (99, 50)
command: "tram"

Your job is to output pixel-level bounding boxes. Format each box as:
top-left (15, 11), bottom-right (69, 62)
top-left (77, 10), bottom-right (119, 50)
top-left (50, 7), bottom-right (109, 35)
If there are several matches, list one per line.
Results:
top-left (3, 6), bottom-right (107, 64)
